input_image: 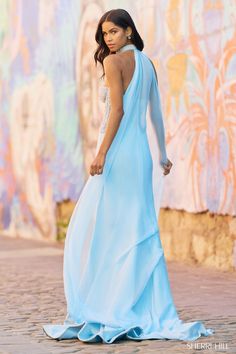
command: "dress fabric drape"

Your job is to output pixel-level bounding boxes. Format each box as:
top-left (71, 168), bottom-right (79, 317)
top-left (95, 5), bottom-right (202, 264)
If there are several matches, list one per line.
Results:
top-left (42, 47), bottom-right (214, 344)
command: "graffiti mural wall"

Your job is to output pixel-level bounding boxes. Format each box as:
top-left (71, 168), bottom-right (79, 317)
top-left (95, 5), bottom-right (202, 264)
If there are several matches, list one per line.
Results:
top-left (0, 0), bottom-right (235, 239)
top-left (0, 0), bottom-right (85, 239)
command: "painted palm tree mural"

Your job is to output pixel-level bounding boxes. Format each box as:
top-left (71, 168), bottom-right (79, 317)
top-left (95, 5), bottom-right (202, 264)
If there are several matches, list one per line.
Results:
top-left (188, 0), bottom-right (236, 214)
top-left (158, 0), bottom-right (236, 215)
top-left (0, 0), bottom-right (235, 240)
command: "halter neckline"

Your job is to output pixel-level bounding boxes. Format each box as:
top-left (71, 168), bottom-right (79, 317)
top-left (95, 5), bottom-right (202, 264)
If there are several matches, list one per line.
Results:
top-left (117, 43), bottom-right (136, 53)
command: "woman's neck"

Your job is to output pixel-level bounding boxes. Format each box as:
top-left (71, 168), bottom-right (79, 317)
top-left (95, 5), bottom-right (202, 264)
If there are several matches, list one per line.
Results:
top-left (117, 43), bottom-right (136, 53)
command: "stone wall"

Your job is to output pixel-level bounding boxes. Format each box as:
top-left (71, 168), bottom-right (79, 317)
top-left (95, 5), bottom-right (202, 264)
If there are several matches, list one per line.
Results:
top-left (56, 201), bottom-right (236, 271)
top-left (159, 209), bottom-right (236, 272)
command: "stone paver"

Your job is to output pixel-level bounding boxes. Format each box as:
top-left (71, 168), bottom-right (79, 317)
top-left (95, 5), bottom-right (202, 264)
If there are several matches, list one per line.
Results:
top-left (0, 235), bottom-right (235, 354)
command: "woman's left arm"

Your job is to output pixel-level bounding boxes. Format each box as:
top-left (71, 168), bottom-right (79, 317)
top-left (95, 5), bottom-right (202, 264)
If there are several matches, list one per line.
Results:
top-left (90, 55), bottom-right (124, 176)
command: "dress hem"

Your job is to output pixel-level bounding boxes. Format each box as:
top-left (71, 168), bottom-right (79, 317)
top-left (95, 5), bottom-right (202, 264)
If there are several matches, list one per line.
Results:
top-left (42, 321), bottom-right (215, 344)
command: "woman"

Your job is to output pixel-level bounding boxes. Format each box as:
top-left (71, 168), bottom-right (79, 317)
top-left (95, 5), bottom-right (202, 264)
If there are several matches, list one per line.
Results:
top-left (43, 9), bottom-right (214, 344)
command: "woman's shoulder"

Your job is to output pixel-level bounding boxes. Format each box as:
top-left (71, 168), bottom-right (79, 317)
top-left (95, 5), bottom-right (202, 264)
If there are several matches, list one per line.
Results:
top-left (103, 54), bottom-right (120, 67)
top-left (103, 54), bottom-right (124, 81)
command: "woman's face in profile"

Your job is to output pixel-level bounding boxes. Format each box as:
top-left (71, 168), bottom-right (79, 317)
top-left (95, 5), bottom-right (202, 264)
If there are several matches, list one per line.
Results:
top-left (102, 21), bottom-right (129, 53)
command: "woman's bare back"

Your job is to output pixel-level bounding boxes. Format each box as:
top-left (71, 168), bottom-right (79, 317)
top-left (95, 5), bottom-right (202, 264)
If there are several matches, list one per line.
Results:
top-left (104, 50), bottom-right (135, 95)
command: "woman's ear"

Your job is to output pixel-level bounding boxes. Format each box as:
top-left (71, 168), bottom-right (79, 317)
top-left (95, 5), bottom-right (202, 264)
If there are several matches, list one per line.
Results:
top-left (125, 26), bottom-right (132, 37)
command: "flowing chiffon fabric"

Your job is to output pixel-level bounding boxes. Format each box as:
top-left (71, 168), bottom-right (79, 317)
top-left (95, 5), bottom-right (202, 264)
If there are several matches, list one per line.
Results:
top-left (42, 47), bottom-right (214, 343)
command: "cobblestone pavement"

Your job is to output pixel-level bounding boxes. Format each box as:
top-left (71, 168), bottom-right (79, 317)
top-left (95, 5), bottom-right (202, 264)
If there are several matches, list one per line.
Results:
top-left (0, 235), bottom-right (235, 354)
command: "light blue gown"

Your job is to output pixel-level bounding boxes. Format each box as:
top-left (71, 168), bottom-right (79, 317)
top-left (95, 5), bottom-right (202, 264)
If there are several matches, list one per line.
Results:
top-left (43, 44), bottom-right (214, 344)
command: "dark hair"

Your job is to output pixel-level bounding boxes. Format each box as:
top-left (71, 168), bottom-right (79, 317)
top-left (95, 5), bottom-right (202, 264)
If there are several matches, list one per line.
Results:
top-left (94, 9), bottom-right (144, 76)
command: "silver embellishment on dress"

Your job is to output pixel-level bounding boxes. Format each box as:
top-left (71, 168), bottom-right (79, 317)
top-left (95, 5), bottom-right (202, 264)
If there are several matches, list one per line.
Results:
top-left (98, 84), bottom-right (108, 103)
top-left (98, 84), bottom-right (111, 134)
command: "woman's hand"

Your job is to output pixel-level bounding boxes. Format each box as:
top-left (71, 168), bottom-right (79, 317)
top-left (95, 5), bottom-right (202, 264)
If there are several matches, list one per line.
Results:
top-left (90, 152), bottom-right (106, 176)
top-left (161, 158), bottom-right (173, 176)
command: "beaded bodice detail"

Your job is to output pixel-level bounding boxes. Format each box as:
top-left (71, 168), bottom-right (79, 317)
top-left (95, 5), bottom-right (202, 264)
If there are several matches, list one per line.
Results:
top-left (98, 83), bottom-right (111, 134)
